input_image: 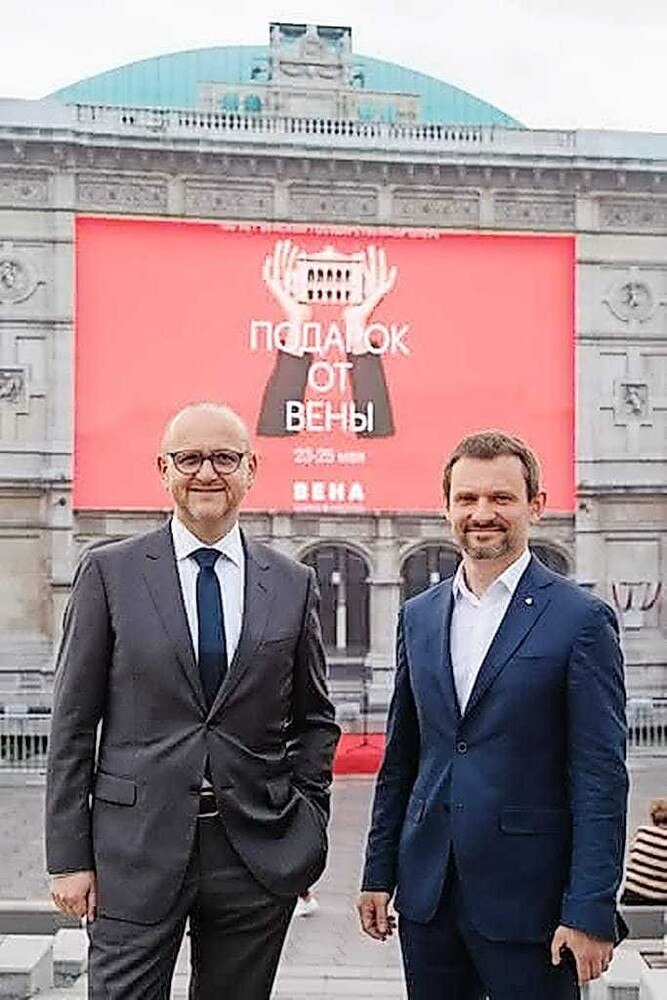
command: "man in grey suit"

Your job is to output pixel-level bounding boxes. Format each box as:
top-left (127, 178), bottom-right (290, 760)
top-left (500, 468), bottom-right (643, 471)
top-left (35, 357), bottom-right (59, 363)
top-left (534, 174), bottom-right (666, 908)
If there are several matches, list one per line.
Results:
top-left (46, 402), bottom-right (340, 999)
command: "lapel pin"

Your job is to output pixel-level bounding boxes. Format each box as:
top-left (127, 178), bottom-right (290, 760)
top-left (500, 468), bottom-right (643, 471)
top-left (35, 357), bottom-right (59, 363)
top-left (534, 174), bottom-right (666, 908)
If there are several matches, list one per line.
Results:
top-left (524, 596), bottom-right (534, 606)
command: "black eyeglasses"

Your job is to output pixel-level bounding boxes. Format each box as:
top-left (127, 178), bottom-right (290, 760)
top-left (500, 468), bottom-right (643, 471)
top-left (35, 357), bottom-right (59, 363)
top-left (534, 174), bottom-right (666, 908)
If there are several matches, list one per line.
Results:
top-left (167, 449), bottom-right (248, 475)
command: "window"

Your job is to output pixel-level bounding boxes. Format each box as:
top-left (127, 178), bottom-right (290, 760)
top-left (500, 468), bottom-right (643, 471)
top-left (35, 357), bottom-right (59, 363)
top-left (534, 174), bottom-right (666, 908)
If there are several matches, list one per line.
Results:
top-left (401, 545), bottom-right (461, 602)
top-left (243, 94), bottom-right (262, 114)
top-left (301, 545), bottom-right (370, 656)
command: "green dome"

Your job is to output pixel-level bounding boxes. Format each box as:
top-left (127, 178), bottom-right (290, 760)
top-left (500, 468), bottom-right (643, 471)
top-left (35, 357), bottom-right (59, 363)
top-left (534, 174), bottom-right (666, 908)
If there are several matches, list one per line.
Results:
top-left (47, 45), bottom-right (520, 127)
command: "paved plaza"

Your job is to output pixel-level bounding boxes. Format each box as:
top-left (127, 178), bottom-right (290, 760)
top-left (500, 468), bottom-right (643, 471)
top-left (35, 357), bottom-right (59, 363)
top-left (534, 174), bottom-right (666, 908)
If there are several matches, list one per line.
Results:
top-left (0, 759), bottom-right (664, 997)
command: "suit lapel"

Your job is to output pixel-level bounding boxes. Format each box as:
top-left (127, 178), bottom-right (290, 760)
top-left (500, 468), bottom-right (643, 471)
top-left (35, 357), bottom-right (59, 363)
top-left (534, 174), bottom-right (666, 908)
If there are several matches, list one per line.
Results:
top-left (208, 535), bottom-right (274, 714)
top-left (463, 558), bottom-right (554, 719)
top-left (141, 524), bottom-right (206, 713)
top-left (440, 583), bottom-right (463, 720)
top-left (417, 581), bottom-right (460, 721)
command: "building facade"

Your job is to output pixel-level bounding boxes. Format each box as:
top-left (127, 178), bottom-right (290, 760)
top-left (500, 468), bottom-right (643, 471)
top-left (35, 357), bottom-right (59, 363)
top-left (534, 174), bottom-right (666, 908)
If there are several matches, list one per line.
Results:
top-left (0, 23), bottom-right (664, 712)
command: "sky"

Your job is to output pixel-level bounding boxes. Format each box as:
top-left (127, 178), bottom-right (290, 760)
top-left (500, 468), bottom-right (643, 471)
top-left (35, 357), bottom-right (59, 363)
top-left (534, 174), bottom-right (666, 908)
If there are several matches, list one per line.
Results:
top-left (2, 0), bottom-right (666, 132)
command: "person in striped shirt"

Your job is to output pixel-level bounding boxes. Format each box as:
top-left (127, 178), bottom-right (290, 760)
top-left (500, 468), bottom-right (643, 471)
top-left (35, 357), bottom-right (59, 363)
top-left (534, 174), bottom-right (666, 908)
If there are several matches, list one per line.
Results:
top-left (621, 798), bottom-right (667, 904)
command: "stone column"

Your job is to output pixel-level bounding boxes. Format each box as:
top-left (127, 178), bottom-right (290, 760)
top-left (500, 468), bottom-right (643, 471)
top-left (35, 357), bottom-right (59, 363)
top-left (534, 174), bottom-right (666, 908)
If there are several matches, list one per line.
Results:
top-left (367, 518), bottom-right (401, 711)
top-left (47, 181), bottom-right (76, 651)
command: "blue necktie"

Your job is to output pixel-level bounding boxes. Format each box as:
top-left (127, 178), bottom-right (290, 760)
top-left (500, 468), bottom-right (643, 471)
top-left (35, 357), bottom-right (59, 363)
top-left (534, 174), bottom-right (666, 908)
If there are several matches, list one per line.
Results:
top-left (192, 548), bottom-right (227, 710)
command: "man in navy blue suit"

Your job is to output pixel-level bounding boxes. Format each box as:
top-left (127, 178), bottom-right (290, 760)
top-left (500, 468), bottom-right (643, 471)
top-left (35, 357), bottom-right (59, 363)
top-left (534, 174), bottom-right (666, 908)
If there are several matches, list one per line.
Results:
top-left (358, 431), bottom-right (628, 999)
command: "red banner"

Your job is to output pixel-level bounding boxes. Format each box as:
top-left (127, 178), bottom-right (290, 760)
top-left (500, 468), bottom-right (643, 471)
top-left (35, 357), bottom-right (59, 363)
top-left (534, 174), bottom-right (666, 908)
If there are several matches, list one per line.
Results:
top-left (74, 217), bottom-right (575, 512)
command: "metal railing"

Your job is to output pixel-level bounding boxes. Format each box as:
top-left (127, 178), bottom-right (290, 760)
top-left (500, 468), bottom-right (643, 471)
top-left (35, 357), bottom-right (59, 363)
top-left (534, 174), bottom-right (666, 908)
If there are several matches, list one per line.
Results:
top-left (0, 713), bottom-right (50, 773)
top-left (0, 698), bottom-right (665, 773)
top-left (627, 698), bottom-right (667, 755)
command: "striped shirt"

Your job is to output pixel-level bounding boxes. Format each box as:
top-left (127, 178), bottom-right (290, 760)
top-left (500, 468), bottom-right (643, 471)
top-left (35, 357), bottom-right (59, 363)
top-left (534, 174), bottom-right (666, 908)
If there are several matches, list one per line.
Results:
top-left (623, 824), bottom-right (667, 901)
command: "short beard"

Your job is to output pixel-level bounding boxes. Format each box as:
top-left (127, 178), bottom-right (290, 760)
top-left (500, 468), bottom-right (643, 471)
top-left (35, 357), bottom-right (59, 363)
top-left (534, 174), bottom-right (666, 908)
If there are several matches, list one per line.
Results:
top-left (462, 533), bottom-right (510, 561)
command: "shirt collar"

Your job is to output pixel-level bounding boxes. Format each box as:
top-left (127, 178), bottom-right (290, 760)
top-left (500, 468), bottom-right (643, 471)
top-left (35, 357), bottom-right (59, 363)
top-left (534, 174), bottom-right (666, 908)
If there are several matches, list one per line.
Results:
top-left (453, 548), bottom-right (531, 603)
top-left (170, 515), bottom-right (243, 567)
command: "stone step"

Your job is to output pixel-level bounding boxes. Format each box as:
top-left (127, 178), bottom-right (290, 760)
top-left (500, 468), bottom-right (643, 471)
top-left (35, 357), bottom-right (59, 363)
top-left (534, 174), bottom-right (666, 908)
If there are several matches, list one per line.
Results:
top-left (0, 934), bottom-right (53, 998)
top-left (0, 902), bottom-right (79, 936)
top-left (621, 905), bottom-right (666, 940)
top-left (0, 638), bottom-right (52, 673)
top-left (53, 930), bottom-right (87, 986)
top-left (640, 966), bottom-right (667, 1000)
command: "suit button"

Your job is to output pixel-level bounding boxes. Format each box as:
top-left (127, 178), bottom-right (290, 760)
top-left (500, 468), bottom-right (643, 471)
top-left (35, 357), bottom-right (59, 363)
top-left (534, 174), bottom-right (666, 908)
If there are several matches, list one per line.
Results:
top-left (456, 740), bottom-right (468, 754)
top-left (455, 803), bottom-right (464, 811)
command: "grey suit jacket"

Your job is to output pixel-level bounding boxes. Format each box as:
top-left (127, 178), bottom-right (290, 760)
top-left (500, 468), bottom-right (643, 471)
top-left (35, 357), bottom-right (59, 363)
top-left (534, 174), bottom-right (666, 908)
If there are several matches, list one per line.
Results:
top-left (45, 524), bottom-right (340, 924)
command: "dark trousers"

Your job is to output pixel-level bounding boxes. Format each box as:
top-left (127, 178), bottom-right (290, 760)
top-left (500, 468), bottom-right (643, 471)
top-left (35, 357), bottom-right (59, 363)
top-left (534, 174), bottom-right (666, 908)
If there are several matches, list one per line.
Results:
top-left (87, 815), bottom-right (297, 999)
top-left (398, 860), bottom-right (580, 1000)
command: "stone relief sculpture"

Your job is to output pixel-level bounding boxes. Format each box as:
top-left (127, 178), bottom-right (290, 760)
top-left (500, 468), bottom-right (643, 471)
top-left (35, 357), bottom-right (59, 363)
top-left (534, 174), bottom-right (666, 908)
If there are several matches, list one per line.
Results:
top-left (0, 369), bottom-right (25, 403)
top-left (611, 580), bottom-right (662, 629)
top-left (0, 256), bottom-right (39, 304)
top-left (606, 278), bottom-right (655, 323)
top-left (621, 383), bottom-right (649, 419)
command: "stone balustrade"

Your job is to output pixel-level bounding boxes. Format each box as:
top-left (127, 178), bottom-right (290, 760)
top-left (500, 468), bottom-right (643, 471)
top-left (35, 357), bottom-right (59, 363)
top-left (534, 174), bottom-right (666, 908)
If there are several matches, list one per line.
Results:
top-left (0, 98), bottom-right (665, 163)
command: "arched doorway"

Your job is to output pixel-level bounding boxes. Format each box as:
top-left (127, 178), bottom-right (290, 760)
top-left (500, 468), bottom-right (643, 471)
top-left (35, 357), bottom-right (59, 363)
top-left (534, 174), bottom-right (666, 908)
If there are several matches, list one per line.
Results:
top-left (400, 545), bottom-right (461, 602)
top-left (301, 546), bottom-right (370, 672)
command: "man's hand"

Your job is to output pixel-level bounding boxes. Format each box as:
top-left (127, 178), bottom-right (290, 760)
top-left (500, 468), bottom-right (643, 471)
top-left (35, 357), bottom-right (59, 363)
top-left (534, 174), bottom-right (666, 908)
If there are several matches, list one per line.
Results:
top-left (551, 925), bottom-right (613, 985)
top-left (262, 239), bottom-right (312, 354)
top-left (50, 870), bottom-right (97, 921)
top-left (357, 890), bottom-right (396, 941)
top-left (343, 246), bottom-right (397, 354)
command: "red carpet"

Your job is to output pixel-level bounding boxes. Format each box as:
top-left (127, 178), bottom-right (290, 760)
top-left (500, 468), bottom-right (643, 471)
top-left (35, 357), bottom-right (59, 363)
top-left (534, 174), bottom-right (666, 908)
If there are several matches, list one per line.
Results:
top-left (333, 733), bottom-right (386, 775)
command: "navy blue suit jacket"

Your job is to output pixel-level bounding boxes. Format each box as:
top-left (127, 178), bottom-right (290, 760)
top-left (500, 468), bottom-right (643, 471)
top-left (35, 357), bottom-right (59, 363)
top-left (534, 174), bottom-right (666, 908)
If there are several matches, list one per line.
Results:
top-left (362, 557), bottom-right (628, 943)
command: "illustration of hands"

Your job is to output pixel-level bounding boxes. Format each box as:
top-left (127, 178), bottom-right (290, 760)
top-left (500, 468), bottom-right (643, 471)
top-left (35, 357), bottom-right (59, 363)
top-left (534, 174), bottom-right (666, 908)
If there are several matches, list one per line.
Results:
top-left (343, 246), bottom-right (397, 354)
top-left (262, 239), bottom-right (312, 354)
top-left (257, 239), bottom-right (397, 437)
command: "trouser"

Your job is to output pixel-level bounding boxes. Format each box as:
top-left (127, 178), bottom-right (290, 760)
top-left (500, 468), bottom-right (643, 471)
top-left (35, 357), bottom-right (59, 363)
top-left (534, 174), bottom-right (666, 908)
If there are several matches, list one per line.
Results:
top-left (87, 815), bottom-right (297, 999)
top-left (398, 859), bottom-right (580, 1000)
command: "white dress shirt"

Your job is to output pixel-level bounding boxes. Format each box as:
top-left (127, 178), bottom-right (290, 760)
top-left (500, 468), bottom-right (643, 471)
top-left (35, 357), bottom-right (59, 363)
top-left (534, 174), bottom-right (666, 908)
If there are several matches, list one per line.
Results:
top-left (450, 548), bottom-right (531, 713)
top-left (170, 515), bottom-right (245, 667)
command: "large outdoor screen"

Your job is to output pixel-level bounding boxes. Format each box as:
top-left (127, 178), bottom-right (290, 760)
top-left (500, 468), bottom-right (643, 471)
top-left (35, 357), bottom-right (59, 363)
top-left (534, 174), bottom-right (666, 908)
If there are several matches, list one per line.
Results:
top-left (74, 217), bottom-right (575, 513)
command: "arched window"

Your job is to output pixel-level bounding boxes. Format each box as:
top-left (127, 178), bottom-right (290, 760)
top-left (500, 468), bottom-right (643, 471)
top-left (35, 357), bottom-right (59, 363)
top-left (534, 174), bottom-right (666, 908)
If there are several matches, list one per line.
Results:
top-left (301, 545), bottom-right (370, 657)
top-left (243, 94), bottom-right (262, 114)
top-left (221, 93), bottom-right (239, 112)
top-left (401, 545), bottom-right (461, 602)
top-left (529, 543), bottom-right (570, 577)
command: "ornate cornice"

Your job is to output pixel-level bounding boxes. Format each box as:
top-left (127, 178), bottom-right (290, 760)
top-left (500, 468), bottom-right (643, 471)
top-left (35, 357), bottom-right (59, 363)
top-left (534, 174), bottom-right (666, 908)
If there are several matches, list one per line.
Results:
top-left (392, 188), bottom-right (480, 226)
top-left (184, 179), bottom-right (274, 218)
top-left (0, 171), bottom-right (50, 207)
top-left (0, 131), bottom-right (664, 194)
top-left (493, 192), bottom-right (575, 230)
top-left (598, 197), bottom-right (667, 233)
top-left (0, 139), bottom-right (665, 233)
top-left (76, 173), bottom-right (169, 212)
top-left (288, 184), bottom-right (378, 221)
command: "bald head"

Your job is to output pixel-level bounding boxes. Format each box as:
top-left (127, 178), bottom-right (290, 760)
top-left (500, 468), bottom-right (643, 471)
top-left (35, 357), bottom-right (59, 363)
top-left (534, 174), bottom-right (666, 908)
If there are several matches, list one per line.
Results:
top-left (160, 403), bottom-right (251, 455)
top-left (157, 402), bottom-right (257, 543)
